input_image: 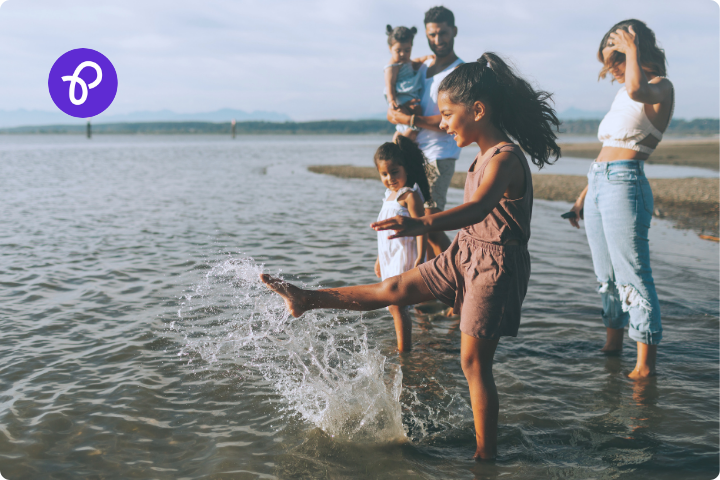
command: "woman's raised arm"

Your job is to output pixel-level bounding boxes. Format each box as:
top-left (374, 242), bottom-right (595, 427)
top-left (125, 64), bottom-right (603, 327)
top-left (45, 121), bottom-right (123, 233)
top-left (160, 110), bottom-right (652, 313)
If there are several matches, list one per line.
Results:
top-left (605, 26), bottom-right (672, 105)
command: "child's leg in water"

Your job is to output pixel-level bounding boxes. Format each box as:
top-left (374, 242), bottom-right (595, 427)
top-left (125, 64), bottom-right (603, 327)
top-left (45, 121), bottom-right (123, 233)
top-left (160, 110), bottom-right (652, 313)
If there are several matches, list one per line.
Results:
top-left (260, 268), bottom-right (434, 318)
top-left (388, 305), bottom-right (412, 352)
top-left (460, 332), bottom-right (500, 460)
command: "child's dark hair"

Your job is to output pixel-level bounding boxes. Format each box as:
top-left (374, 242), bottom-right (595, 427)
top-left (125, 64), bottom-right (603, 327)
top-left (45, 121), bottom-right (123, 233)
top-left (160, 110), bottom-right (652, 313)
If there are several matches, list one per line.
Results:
top-left (386, 25), bottom-right (417, 46)
top-left (424, 6), bottom-right (455, 27)
top-left (438, 52), bottom-right (561, 168)
top-left (598, 19), bottom-right (667, 80)
top-left (374, 136), bottom-right (432, 202)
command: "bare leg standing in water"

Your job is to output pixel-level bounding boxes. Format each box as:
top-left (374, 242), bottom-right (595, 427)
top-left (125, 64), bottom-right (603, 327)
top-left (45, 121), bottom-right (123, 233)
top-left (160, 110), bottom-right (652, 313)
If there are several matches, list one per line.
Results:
top-left (461, 334), bottom-right (500, 459)
top-left (388, 305), bottom-right (413, 352)
top-left (260, 270), bottom-right (501, 459)
top-left (601, 327), bottom-right (624, 353)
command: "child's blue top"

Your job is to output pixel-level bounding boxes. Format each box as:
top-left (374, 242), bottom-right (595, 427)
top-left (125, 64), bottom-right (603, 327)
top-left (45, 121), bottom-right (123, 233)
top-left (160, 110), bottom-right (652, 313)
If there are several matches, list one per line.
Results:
top-left (384, 62), bottom-right (424, 106)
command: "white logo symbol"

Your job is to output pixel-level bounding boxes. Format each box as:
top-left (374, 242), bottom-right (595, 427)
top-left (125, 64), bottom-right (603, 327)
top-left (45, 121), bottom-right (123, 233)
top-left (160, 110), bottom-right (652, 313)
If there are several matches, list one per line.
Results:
top-left (62, 61), bottom-right (103, 106)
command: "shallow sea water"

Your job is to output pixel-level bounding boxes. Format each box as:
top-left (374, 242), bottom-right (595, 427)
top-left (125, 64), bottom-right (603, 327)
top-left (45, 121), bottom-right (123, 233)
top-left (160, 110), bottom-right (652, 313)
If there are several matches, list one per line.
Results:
top-left (0, 134), bottom-right (718, 479)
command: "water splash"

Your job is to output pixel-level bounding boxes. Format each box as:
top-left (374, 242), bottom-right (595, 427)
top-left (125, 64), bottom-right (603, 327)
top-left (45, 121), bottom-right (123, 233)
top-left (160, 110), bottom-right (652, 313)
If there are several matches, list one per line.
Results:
top-left (168, 256), bottom-right (407, 443)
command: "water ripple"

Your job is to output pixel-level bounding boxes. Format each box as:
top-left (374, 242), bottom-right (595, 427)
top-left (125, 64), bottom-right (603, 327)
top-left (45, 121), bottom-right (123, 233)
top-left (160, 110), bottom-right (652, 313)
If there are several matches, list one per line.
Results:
top-left (0, 135), bottom-right (717, 479)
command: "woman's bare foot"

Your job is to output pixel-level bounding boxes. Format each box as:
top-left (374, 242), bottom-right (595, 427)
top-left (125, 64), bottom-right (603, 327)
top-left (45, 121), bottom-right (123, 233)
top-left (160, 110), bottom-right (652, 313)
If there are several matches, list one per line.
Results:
top-left (259, 274), bottom-right (309, 317)
top-left (628, 342), bottom-right (657, 379)
top-left (628, 365), bottom-right (656, 379)
top-left (601, 327), bottom-right (624, 354)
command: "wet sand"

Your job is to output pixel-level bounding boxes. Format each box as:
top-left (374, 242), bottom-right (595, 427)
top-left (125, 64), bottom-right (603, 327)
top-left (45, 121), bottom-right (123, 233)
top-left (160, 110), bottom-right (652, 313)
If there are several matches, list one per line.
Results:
top-left (309, 164), bottom-right (719, 237)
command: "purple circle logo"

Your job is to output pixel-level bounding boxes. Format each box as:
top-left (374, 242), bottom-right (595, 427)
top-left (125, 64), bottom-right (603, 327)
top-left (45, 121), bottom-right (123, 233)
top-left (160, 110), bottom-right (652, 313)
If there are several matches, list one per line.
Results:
top-left (48, 48), bottom-right (118, 118)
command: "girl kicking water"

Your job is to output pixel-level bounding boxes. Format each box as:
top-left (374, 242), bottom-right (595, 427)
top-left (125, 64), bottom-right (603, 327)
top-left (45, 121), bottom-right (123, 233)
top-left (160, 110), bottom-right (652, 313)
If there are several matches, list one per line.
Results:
top-left (373, 136), bottom-right (431, 352)
top-left (262, 52), bottom-right (560, 460)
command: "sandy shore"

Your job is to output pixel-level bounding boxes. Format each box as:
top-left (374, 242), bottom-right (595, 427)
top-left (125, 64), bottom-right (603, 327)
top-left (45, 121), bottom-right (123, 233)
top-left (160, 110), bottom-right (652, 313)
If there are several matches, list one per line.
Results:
top-left (309, 165), bottom-right (719, 237)
top-left (559, 139), bottom-right (719, 170)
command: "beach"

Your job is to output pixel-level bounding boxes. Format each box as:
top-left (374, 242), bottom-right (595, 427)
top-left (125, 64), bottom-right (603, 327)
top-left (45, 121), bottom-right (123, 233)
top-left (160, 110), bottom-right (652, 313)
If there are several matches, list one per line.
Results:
top-left (309, 139), bottom-right (720, 237)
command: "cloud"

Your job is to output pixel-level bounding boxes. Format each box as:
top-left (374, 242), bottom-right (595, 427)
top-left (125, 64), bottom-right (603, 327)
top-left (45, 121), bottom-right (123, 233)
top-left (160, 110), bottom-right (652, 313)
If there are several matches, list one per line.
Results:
top-left (0, 0), bottom-right (717, 119)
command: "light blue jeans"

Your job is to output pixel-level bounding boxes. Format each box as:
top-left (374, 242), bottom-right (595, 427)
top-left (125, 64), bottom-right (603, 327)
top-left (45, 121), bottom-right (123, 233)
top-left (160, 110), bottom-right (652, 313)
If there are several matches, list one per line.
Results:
top-left (584, 160), bottom-right (662, 345)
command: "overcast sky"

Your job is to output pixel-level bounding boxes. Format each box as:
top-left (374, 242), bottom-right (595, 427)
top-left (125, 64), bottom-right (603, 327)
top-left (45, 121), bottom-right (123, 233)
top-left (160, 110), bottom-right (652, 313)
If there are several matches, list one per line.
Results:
top-left (0, 0), bottom-right (717, 120)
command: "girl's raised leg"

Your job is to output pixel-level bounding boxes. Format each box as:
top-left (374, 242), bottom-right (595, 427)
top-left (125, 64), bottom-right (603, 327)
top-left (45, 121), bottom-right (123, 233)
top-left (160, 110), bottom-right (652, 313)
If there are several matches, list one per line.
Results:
top-left (388, 305), bottom-right (412, 352)
top-left (460, 332), bottom-right (500, 460)
top-left (260, 268), bottom-right (434, 317)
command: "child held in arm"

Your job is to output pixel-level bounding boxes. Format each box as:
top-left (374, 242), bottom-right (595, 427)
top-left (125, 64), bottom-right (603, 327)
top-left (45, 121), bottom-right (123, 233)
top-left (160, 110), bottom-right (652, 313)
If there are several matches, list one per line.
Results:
top-left (384, 25), bottom-right (432, 142)
top-left (373, 136), bottom-right (431, 352)
top-left (261, 52), bottom-right (560, 460)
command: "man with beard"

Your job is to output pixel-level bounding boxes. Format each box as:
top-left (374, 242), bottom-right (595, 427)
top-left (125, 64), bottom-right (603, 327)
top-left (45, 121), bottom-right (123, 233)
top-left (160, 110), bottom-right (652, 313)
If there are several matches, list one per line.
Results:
top-left (387, 6), bottom-right (463, 259)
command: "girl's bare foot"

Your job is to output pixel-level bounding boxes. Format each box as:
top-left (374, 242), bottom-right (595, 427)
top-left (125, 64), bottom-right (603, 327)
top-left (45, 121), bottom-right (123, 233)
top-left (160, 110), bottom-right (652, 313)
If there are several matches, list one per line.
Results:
top-left (259, 274), bottom-right (309, 317)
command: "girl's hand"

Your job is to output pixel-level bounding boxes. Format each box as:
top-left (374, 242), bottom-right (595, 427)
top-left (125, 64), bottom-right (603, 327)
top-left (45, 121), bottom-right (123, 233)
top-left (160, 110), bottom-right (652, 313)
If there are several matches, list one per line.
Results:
top-left (606, 25), bottom-right (638, 55)
top-left (375, 257), bottom-right (381, 278)
top-left (413, 256), bottom-right (424, 269)
top-left (372, 215), bottom-right (428, 239)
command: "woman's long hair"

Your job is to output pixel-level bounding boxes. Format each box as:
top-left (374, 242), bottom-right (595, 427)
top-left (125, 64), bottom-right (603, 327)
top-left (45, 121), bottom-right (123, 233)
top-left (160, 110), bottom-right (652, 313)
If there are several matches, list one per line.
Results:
top-left (374, 136), bottom-right (432, 202)
top-left (438, 52), bottom-right (561, 168)
top-left (598, 19), bottom-right (667, 80)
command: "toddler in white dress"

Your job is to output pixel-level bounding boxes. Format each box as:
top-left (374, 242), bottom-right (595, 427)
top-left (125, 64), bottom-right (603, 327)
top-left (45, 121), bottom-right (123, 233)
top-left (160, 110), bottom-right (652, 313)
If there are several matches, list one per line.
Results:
top-left (373, 136), bottom-right (431, 351)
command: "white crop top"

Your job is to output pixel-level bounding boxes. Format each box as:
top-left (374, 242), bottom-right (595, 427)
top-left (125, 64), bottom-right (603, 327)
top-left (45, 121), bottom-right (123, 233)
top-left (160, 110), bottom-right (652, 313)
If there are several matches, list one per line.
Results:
top-left (597, 83), bottom-right (674, 155)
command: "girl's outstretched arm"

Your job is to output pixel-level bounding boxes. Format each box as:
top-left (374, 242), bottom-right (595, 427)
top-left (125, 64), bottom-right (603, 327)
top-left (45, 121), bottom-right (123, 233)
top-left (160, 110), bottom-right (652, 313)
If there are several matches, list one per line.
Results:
top-left (373, 152), bottom-right (522, 238)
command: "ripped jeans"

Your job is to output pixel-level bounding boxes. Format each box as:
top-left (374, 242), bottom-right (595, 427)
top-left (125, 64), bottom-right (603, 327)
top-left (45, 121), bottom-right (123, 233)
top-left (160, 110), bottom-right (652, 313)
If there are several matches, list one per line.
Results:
top-left (584, 160), bottom-right (662, 345)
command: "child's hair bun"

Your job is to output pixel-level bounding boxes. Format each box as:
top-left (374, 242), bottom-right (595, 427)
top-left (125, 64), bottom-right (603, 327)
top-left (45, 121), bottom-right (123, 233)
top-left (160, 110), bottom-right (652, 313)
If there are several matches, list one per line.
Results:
top-left (386, 25), bottom-right (419, 46)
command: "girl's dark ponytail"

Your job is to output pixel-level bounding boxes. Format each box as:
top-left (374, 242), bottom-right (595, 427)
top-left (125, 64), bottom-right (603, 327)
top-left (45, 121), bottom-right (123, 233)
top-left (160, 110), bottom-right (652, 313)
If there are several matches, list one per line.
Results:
top-left (439, 52), bottom-right (561, 168)
top-left (374, 137), bottom-right (432, 204)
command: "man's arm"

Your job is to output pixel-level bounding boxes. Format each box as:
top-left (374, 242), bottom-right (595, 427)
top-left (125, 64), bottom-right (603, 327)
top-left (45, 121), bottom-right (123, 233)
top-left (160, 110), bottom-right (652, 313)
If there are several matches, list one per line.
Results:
top-left (386, 107), bottom-right (444, 132)
top-left (412, 54), bottom-right (435, 65)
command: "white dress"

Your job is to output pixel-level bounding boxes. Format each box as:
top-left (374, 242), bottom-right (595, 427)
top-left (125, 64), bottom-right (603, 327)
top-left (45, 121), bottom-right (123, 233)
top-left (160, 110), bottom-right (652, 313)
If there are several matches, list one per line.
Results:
top-left (377, 184), bottom-right (425, 281)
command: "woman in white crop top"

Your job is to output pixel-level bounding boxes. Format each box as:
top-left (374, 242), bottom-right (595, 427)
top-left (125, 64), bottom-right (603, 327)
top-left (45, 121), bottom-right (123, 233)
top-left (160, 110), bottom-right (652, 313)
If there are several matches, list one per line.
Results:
top-left (566, 20), bottom-right (674, 380)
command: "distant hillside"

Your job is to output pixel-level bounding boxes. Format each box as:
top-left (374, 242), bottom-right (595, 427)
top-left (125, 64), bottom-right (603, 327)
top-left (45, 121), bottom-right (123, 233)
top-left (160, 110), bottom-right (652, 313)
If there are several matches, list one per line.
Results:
top-left (0, 120), bottom-right (396, 135)
top-left (0, 108), bottom-right (291, 128)
top-left (1, 118), bottom-right (717, 136)
top-left (559, 118), bottom-right (719, 136)
top-left (558, 107), bottom-right (607, 120)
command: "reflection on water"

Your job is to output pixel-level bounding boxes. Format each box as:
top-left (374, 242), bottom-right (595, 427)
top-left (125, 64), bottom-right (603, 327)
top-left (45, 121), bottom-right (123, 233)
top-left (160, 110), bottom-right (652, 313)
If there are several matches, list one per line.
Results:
top-left (0, 135), bottom-right (717, 479)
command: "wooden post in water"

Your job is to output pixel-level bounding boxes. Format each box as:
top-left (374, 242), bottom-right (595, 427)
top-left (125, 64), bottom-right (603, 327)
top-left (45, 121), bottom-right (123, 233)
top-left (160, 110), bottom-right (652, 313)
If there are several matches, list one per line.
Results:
top-left (231, 118), bottom-right (236, 139)
top-left (86, 120), bottom-right (91, 139)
